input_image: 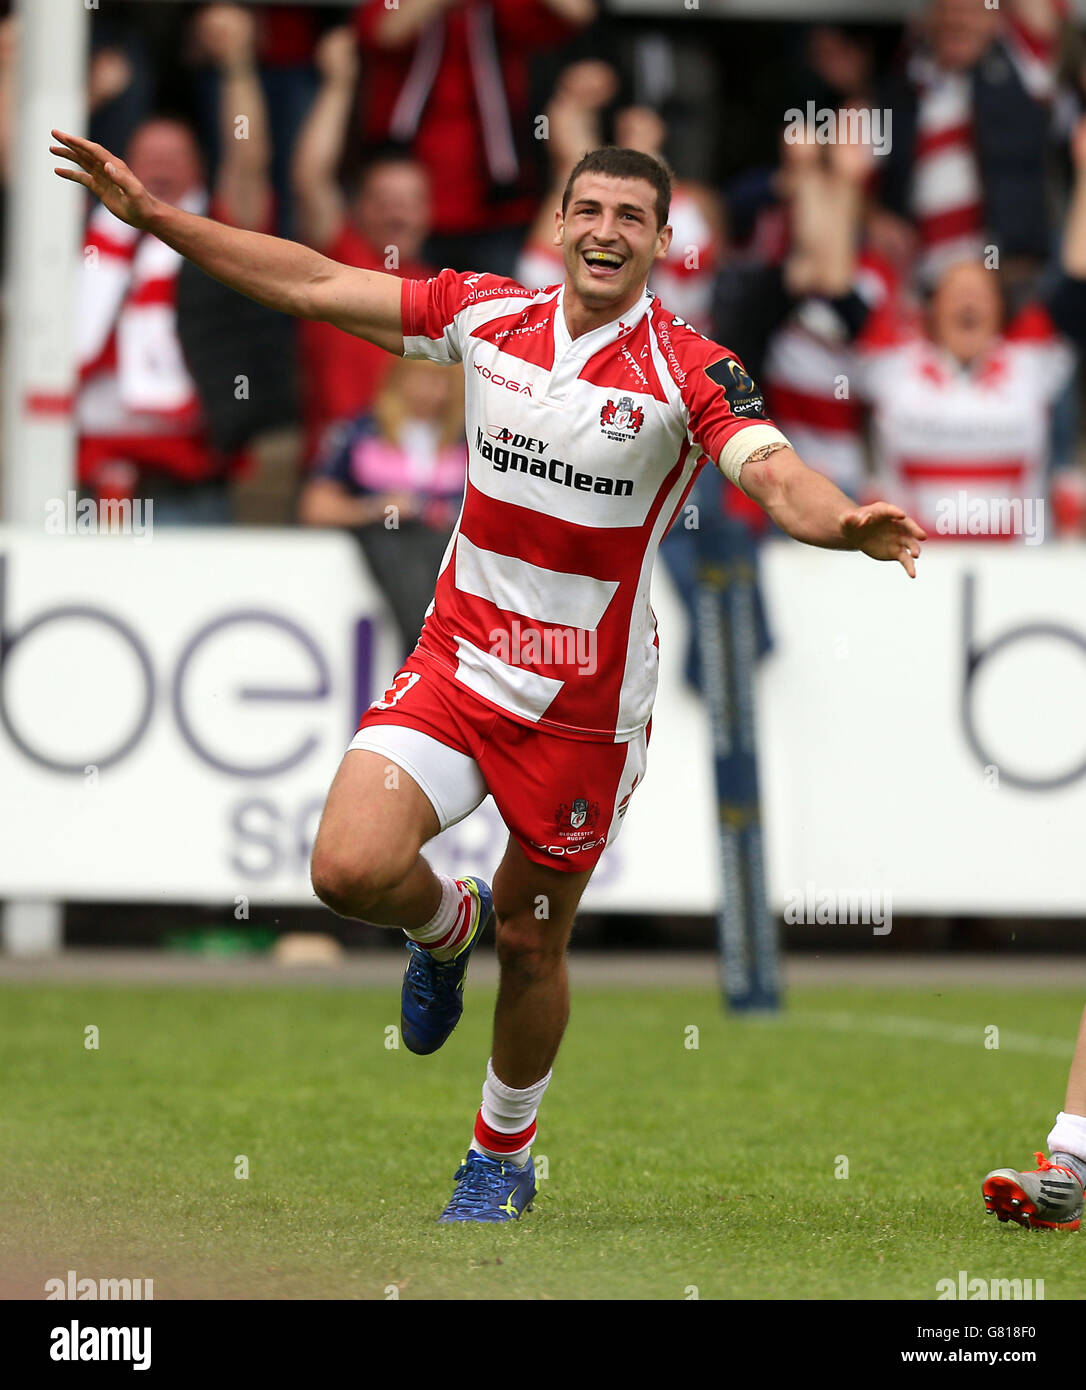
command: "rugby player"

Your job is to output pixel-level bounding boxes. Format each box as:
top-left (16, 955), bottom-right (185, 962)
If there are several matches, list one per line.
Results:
top-left (53, 130), bottom-right (925, 1222)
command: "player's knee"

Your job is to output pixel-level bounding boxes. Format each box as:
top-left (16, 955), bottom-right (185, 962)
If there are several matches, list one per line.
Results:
top-left (310, 845), bottom-right (408, 917)
top-left (494, 917), bottom-right (566, 977)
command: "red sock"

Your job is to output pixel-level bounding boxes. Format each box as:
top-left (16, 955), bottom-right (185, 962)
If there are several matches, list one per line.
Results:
top-left (403, 877), bottom-right (473, 959)
top-left (473, 1109), bottom-right (536, 1161)
top-left (425, 885), bottom-right (473, 955)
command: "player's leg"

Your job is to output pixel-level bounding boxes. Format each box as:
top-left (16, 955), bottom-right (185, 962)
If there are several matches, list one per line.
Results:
top-left (982, 1002), bottom-right (1086, 1230)
top-left (311, 665), bottom-right (493, 1055)
top-left (1045, 1005), bottom-right (1086, 1207)
top-left (310, 747), bottom-right (443, 928)
top-left (436, 840), bottom-right (591, 1225)
top-left (437, 722), bottom-right (648, 1223)
top-left (489, 837), bottom-right (592, 1087)
top-left (1060, 1003), bottom-right (1086, 1119)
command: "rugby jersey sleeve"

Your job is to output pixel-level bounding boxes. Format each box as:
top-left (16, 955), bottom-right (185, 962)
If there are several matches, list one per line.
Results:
top-left (681, 344), bottom-right (792, 491)
top-left (399, 268), bottom-right (527, 366)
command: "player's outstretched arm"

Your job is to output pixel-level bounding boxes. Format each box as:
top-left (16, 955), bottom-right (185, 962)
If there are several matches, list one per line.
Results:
top-left (740, 443), bottom-right (927, 578)
top-left (50, 129), bottom-right (405, 353)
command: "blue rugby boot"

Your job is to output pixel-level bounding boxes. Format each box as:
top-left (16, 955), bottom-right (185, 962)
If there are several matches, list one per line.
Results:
top-left (437, 1150), bottom-right (536, 1223)
top-left (400, 877), bottom-right (492, 1056)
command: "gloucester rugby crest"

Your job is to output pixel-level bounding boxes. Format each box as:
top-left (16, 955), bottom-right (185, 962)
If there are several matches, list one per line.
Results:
top-left (600, 395), bottom-right (645, 441)
top-left (555, 797), bottom-right (600, 840)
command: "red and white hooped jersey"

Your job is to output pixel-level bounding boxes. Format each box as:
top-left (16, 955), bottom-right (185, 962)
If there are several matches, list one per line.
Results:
top-left (764, 256), bottom-right (897, 497)
top-left (399, 268), bottom-right (789, 742)
top-left (857, 305), bottom-right (1075, 535)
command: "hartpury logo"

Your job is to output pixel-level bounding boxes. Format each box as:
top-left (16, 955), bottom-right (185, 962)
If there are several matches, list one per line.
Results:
top-left (600, 396), bottom-right (644, 441)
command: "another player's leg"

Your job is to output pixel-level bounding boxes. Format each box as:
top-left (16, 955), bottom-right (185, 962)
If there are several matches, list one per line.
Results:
top-left (311, 735), bottom-right (490, 1054)
top-left (438, 838), bottom-right (593, 1224)
top-left (982, 1002), bottom-right (1086, 1230)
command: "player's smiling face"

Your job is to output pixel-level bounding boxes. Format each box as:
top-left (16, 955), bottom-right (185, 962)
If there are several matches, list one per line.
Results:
top-left (555, 173), bottom-right (672, 316)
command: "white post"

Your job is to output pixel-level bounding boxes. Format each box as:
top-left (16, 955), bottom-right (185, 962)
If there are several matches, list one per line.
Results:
top-left (1, 0), bottom-right (88, 954)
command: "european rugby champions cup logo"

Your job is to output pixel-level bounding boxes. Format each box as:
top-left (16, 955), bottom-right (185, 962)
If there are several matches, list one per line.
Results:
top-left (705, 357), bottom-right (768, 419)
top-left (599, 395), bottom-right (645, 442)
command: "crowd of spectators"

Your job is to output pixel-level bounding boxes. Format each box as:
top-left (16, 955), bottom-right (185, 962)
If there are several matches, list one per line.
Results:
top-left (5, 0), bottom-right (1086, 633)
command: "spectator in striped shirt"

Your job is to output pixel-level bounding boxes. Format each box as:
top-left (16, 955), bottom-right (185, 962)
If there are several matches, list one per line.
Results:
top-left (799, 112), bottom-right (1086, 542)
top-left (75, 4), bottom-right (276, 525)
top-left (871, 0), bottom-right (1067, 291)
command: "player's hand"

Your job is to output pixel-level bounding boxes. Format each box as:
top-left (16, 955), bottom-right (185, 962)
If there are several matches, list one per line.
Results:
top-left (841, 501), bottom-right (927, 578)
top-left (51, 129), bottom-right (156, 230)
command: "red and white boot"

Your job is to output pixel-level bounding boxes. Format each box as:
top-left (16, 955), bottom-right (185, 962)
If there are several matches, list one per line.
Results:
top-left (983, 1152), bottom-right (1083, 1230)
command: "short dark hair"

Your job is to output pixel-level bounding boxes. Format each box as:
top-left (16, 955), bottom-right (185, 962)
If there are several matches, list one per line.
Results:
top-left (561, 147), bottom-right (672, 230)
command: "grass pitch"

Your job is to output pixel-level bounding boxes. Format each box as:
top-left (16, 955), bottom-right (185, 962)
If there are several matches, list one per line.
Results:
top-left (1, 975), bottom-right (1083, 1300)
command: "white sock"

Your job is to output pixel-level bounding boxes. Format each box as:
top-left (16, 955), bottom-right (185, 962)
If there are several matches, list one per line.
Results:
top-left (403, 875), bottom-right (471, 959)
top-left (1047, 1111), bottom-right (1086, 1170)
top-left (471, 1058), bottom-right (552, 1167)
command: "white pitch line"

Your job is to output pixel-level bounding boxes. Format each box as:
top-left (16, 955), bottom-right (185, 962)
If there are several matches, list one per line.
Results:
top-left (783, 1009), bottom-right (1073, 1058)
